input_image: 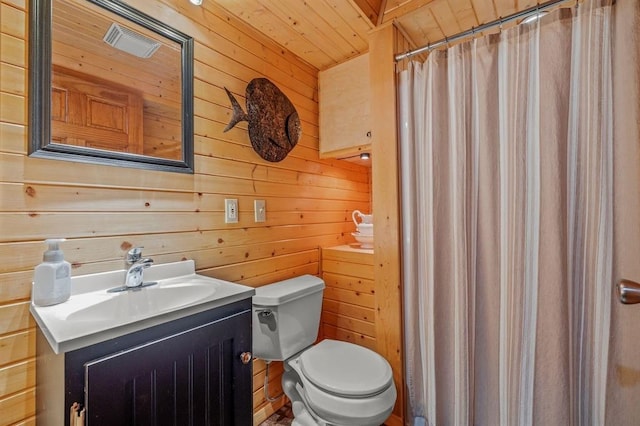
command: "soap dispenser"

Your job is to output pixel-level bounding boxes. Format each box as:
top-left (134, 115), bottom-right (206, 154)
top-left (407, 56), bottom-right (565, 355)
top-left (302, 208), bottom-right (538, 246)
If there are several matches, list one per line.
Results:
top-left (32, 238), bottom-right (71, 306)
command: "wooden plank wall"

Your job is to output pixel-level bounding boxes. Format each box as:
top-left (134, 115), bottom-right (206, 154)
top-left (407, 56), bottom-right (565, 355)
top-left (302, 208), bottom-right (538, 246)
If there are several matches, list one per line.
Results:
top-left (0, 0), bottom-right (371, 424)
top-left (321, 246), bottom-right (377, 350)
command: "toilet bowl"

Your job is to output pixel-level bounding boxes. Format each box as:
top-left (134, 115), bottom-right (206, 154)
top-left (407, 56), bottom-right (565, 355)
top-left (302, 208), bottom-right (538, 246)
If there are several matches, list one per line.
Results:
top-left (285, 340), bottom-right (396, 425)
top-left (252, 275), bottom-right (396, 426)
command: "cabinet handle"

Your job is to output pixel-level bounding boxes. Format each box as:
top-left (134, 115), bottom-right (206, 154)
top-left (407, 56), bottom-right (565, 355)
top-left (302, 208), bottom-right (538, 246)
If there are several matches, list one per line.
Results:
top-left (240, 352), bottom-right (252, 364)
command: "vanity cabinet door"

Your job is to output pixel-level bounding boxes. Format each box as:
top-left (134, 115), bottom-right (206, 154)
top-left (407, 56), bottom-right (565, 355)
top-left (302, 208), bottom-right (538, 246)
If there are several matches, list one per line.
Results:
top-left (84, 311), bottom-right (252, 426)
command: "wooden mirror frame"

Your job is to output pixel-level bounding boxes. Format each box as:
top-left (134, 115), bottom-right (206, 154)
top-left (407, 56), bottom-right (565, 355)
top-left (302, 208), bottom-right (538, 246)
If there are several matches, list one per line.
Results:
top-left (29, 0), bottom-right (195, 173)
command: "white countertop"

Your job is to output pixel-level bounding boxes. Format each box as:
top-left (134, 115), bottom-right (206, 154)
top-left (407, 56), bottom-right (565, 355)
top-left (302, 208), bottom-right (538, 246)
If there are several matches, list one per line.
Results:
top-left (30, 260), bottom-right (255, 354)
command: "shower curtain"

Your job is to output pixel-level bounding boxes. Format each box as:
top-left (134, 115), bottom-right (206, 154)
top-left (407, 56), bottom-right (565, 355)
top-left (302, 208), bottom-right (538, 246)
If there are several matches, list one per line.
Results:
top-left (398, 1), bottom-right (617, 424)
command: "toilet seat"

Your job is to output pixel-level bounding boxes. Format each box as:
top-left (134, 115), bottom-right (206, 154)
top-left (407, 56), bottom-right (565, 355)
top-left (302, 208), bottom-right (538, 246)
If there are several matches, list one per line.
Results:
top-left (299, 339), bottom-right (393, 397)
top-left (286, 340), bottom-right (397, 425)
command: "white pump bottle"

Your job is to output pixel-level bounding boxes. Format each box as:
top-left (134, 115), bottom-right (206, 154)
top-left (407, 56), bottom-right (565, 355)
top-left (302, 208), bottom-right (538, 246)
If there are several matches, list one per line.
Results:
top-left (32, 238), bottom-right (71, 306)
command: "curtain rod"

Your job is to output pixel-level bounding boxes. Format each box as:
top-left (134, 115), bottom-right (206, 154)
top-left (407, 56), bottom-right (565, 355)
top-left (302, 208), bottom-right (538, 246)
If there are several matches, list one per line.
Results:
top-left (394, 0), bottom-right (574, 61)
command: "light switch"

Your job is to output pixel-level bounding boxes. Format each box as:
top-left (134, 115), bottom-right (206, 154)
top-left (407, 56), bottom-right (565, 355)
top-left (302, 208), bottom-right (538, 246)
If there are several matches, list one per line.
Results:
top-left (254, 200), bottom-right (266, 222)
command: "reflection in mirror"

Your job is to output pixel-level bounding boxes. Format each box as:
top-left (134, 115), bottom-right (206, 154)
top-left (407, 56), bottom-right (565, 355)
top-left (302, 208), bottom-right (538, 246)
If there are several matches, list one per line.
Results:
top-left (29, 0), bottom-right (194, 173)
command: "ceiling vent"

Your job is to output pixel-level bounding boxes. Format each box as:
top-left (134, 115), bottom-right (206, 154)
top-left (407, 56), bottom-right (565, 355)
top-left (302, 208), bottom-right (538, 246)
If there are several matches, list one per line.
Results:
top-left (103, 23), bottom-right (161, 59)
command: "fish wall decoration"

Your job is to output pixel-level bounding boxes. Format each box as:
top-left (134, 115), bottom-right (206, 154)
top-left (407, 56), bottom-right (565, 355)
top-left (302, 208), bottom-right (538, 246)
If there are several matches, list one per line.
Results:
top-left (223, 78), bottom-right (302, 162)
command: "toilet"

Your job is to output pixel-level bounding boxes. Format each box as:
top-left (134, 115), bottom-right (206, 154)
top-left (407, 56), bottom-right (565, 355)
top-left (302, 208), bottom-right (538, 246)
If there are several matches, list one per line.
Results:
top-left (252, 275), bottom-right (396, 426)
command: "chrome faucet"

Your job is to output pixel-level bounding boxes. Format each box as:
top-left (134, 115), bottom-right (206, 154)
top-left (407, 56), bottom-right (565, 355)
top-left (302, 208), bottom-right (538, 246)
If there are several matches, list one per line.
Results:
top-left (124, 247), bottom-right (154, 288)
top-left (106, 247), bottom-right (157, 293)
top-left (125, 258), bottom-right (154, 288)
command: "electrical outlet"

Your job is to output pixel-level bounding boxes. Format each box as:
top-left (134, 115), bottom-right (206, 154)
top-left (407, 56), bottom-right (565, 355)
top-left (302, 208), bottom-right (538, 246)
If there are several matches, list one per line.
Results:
top-left (224, 199), bottom-right (238, 223)
top-left (254, 199), bottom-right (266, 222)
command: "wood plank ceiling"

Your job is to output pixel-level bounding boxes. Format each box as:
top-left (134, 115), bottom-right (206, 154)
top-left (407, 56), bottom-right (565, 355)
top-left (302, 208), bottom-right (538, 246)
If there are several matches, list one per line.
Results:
top-left (212, 0), bottom-right (544, 70)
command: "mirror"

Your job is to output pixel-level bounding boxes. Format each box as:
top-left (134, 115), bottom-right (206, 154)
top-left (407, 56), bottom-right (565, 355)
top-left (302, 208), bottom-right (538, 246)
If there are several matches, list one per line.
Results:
top-left (29, 0), bottom-right (194, 173)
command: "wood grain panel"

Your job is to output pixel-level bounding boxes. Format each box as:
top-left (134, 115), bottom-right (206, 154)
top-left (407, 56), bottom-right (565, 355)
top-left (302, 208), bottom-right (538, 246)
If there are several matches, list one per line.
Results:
top-left (0, 272), bottom-right (31, 303)
top-left (300, 0), bottom-right (369, 53)
top-left (213, 0), bottom-right (336, 66)
top-left (0, 62), bottom-right (25, 96)
top-left (213, 0), bottom-right (372, 69)
top-left (322, 323), bottom-right (377, 351)
top-left (323, 299), bottom-right (375, 323)
top-left (0, 211), bottom-right (362, 243)
top-left (252, 359), bottom-right (284, 392)
top-left (190, 2), bottom-right (318, 85)
top-left (0, 330), bottom-right (34, 366)
top-left (0, 32), bottom-right (26, 67)
top-left (471, 0), bottom-right (497, 24)
top-left (324, 286), bottom-right (375, 308)
top-left (493, 0), bottom-right (518, 18)
top-left (0, 388), bottom-right (35, 425)
top-left (351, 0), bottom-right (382, 25)
top-left (0, 3), bottom-right (26, 38)
top-left (320, 246), bottom-right (382, 371)
top-left (0, 123), bottom-right (26, 154)
top-left (252, 358), bottom-right (287, 421)
top-left (321, 272), bottom-right (375, 294)
top-left (323, 311), bottom-right (376, 337)
top-left (0, 359), bottom-right (35, 398)
top-left (322, 247), bottom-right (375, 264)
top-left (382, 0), bottom-right (437, 23)
top-left (0, 302), bottom-right (32, 335)
top-left (322, 259), bottom-right (375, 280)
top-left (0, 92), bottom-right (24, 124)
top-left (201, 250), bottom-right (320, 283)
top-left (0, 224), bottom-right (353, 275)
top-left (2, 0), bottom-right (25, 10)
top-left (448, 0), bottom-right (479, 30)
top-left (258, 0), bottom-right (361, 61)
top-left (0, 157), bottom-right (369, 202)
top-left (370, 24), bottom-right (404, 422)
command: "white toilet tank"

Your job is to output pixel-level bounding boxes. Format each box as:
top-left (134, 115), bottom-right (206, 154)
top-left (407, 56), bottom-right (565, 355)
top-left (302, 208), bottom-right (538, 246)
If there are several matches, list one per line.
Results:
top-left (252, 275), bottom-right (325, 361)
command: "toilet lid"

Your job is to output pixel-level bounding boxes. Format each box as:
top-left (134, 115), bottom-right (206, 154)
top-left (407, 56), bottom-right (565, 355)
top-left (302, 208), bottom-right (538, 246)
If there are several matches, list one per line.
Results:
top-left (299, 340), bottom-right (393, 397)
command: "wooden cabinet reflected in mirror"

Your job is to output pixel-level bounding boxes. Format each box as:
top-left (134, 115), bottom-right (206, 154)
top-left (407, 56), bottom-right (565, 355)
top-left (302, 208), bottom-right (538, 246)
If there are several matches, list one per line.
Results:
top-left (29, 0), bottom-right (194, 173)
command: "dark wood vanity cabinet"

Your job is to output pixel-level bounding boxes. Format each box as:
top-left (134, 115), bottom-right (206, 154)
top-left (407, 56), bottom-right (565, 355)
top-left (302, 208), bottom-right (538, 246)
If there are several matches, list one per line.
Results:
top-left (37, 299), bottom-right (253, 426)
top-left (84, 309), bottom-right (251, 425)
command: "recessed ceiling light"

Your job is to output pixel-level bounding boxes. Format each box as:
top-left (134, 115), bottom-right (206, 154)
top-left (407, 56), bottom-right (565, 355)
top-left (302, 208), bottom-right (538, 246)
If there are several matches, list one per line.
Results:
top-left (360, 152), bottom-right (370, 160)
top-left (190, 0), bottom-right (203, 5)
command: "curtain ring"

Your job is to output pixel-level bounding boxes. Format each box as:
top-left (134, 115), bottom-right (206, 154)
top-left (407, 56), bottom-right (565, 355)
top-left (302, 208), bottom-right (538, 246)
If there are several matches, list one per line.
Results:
top-left (498, 17), bottom-right (503, 31)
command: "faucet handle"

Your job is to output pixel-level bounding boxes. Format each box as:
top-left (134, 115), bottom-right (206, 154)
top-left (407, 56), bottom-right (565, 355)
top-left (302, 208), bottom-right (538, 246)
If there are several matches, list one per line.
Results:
top-left (126, 247), bottom-right (144, 264)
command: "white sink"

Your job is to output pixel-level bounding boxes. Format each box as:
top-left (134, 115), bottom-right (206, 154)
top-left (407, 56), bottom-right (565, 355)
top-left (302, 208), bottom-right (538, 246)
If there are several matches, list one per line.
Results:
top-left (65, 279), bottom-right (217, 322)
top-left (30, 260), bottom-right (255, 354)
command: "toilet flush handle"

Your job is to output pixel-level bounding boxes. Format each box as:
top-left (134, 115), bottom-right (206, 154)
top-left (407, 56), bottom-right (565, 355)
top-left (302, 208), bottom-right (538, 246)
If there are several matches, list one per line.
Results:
top-left (256, 309), bottom-right (273, 318)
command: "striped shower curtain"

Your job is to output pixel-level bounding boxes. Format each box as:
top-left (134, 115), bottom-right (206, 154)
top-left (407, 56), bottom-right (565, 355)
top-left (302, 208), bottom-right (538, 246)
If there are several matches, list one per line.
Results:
top-left (398, 1), bottom-right (617, 424)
